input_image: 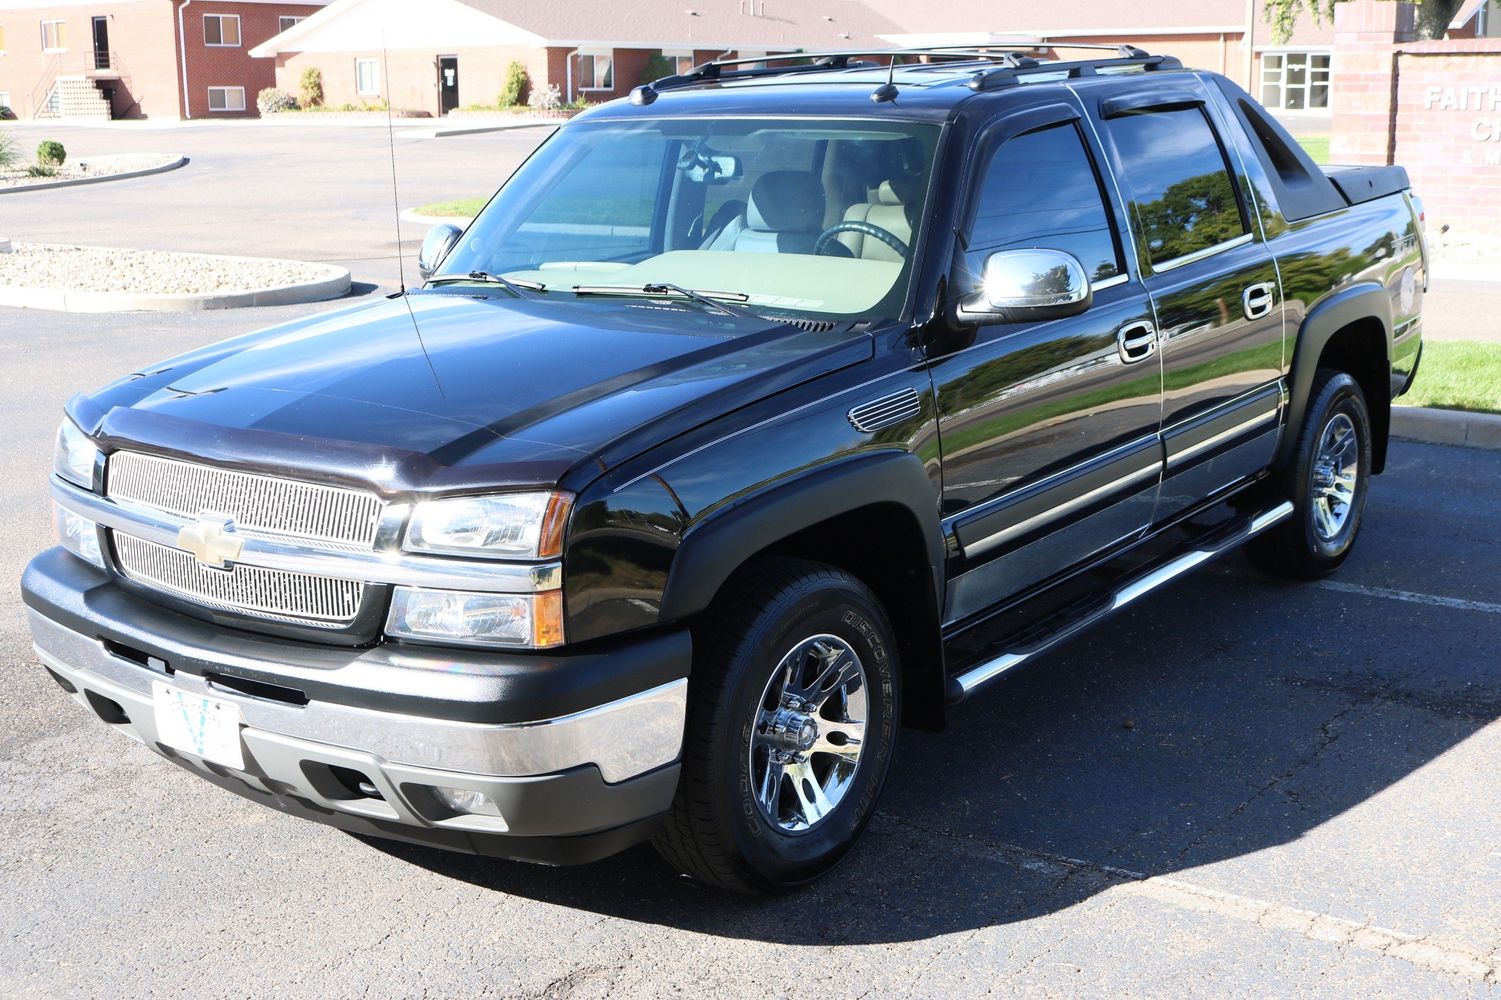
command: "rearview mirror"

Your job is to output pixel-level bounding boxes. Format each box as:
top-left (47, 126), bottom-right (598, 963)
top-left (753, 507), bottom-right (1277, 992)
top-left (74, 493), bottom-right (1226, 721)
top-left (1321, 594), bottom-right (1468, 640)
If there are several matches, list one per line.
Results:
top-left (956, 248), bottom-right (1093, 324)
top-left (418, 224), bottom-right (463, 282)
top-left (683, 154), bottom-right (742, 184)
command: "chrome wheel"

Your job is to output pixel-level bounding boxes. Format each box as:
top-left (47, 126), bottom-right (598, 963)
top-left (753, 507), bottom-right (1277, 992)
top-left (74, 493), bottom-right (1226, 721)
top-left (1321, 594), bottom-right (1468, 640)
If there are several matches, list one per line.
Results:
top-left (1311, 411), bottom-right (1359, 541)
top-left (749, 634), bottom-right (868, 833)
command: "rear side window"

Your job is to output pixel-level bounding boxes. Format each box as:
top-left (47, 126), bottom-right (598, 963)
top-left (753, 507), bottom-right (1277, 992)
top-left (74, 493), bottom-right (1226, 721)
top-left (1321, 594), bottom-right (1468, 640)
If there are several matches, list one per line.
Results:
top-left (967, 122), bottom-right (1123, 283)
top-left (1106, 107), bottom-right (1248, 268)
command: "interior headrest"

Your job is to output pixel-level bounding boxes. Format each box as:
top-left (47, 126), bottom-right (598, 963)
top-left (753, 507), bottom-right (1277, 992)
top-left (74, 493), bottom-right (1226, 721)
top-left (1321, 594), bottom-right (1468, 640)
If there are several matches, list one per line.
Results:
top-left (873, 180), bottom-right (904, 205)
top-left (747, 171), bottom-right (825, 232)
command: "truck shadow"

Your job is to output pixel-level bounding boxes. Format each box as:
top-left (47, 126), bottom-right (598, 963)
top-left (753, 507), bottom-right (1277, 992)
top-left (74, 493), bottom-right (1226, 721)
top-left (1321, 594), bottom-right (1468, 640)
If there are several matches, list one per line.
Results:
top-left (368, 558), bottom-right (1501, 944)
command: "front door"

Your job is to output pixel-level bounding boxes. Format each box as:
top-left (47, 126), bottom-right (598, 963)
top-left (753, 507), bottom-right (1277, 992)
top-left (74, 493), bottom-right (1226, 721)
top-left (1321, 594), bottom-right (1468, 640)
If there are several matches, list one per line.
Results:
top-left (930, 105), bottom-right (1164, 625)
top-left (1089, 82), bottom-right (1286, 524)
top-left (439, 57), bottom-right (459, 115)
top-left (92, 16), bottom-right (110, 70)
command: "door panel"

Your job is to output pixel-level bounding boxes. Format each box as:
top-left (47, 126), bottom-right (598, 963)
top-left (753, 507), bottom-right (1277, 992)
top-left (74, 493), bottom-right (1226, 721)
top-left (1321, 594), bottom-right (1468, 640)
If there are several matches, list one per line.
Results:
top-left (931, 111), bottom-right (1164, 621)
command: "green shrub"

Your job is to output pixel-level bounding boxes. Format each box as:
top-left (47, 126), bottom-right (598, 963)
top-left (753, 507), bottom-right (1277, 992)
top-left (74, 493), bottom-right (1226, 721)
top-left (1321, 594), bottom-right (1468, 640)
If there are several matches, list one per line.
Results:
top-left (299, 67), bottom-right (324, 108)
top-left (640, 52), bottom-right (675, 85)
top-left (498, 60), bottom-right (529, 107)
top-left (36, 140), bottom-right (66, 167)
top-left (27, 164), bottom-right (58, 178)
top-left (257, 87), bottom-right (298, 115)
top-left (0, 130), bottom-right (18, 170)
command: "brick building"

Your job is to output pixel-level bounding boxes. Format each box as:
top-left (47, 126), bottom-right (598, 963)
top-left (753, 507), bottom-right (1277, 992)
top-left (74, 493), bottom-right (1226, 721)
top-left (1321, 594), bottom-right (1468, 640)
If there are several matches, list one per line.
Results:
top-left (248, 0), bottom-right (1339, 122)
top-left (0, 1), bottom-right (326, 120)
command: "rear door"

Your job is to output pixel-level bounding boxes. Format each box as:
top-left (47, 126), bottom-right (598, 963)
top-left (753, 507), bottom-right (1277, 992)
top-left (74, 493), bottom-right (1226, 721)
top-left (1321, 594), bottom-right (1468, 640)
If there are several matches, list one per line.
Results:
top-left (929, 102), bottom-right (1164, 626)
top-left (1090, 80), bottom-right (1285, 523)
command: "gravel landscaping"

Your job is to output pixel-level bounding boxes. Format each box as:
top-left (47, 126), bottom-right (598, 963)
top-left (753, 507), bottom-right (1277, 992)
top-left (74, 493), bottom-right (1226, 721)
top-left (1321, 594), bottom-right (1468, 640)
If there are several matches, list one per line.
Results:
top-left (0, 153), bottom-right (180, 190)
top-left (1429, 230), bottom-right (1501, 281)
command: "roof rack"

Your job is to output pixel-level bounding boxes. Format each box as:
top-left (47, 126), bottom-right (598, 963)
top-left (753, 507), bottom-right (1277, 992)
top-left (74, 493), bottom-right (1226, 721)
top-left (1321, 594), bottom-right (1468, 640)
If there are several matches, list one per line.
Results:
top-left (628, 43), bottom-right (1183, 106)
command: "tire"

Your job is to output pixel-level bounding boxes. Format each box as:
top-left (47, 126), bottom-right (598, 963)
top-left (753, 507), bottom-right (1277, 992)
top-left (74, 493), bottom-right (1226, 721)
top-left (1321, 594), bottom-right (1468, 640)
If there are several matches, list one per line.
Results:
top-left (651, 557), bottom-right (901, 894)
top-left (1246, 368), bottom-right (1373, 580)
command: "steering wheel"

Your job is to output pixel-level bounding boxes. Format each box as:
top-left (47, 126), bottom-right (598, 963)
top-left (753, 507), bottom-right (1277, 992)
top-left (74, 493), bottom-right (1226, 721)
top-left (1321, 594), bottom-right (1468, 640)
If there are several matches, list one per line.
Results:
top-left (813, 221), bottom-right (909, 259)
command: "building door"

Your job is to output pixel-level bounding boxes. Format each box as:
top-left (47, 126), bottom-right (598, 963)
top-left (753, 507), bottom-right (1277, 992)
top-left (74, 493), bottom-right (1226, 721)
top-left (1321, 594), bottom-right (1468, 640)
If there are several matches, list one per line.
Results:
top-left (439, 57), bottom-right (459, 115)
top-left (92, 16), bottom-right (110, 70)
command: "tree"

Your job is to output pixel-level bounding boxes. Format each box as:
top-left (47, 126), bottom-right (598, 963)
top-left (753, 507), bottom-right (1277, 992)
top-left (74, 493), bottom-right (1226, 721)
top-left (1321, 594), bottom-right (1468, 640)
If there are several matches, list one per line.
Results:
top-left (1263, 0), bottom-right (1469, 43)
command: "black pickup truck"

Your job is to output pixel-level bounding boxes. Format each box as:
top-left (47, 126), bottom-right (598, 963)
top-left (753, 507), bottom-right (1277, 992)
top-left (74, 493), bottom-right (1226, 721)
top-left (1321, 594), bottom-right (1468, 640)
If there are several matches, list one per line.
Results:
top-left (23, 46), bottom-right (1425, 895)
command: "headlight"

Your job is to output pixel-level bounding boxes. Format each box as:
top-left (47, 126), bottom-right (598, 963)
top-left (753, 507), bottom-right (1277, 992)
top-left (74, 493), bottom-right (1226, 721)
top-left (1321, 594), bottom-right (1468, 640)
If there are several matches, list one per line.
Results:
top-left (404, 492), bottom-right (571, 560)
top-left (53, 502), bottom-right (105, 568)
top-left (386, 588), bottom-right (565, 648)
top-left (54, 419), bottom-right (100, 490)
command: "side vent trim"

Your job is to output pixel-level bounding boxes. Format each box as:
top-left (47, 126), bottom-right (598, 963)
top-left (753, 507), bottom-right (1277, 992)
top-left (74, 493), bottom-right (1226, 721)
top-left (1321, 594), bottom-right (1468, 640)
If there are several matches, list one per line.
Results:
top-left (848, 388), bottom-right (921, 433)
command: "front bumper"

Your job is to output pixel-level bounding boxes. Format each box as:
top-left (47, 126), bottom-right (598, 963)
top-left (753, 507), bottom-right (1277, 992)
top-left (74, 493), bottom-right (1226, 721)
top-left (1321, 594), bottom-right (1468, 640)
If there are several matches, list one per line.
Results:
top-left (22, 548), bottom-right (689, 865)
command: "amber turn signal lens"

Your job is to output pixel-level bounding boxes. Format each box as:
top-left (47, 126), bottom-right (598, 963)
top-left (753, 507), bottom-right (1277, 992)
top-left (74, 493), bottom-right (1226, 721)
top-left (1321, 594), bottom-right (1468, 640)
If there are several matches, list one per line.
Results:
top-left (532, 589), bottom-right (566, 648)
top-left (537, 493), bottom-right (573, 559)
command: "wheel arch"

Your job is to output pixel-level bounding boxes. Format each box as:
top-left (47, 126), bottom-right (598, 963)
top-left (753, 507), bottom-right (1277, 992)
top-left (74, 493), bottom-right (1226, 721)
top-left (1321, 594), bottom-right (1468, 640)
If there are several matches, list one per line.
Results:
top-left (1281, 283), bottom-right (1393, 474)
top-left (659, 452), bottom-right (949, 730)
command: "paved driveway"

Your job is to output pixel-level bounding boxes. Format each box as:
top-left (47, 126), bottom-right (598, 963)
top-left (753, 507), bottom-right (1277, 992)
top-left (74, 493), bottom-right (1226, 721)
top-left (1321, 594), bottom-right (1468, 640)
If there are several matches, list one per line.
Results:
top-left (2, 124), bottom-right (1500, 998)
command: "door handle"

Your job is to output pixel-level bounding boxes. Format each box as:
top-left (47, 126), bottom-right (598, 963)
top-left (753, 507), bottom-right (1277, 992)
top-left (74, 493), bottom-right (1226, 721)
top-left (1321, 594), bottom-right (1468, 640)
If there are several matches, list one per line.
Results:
top-left (1117, 321), bottom-right (1157, 364)
top-left (1242, 282), bottom-right (1277, 320)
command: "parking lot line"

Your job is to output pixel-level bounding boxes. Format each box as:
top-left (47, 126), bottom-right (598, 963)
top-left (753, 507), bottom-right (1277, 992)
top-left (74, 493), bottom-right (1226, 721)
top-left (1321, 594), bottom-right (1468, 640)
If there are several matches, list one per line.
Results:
top-left (1311, 580), bottom-right (1501, 615)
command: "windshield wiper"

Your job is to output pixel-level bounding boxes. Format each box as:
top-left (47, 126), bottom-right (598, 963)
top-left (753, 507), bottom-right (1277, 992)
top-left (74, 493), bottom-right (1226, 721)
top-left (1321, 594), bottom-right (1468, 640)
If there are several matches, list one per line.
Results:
top-left (429, 271), bottom-right (546, 296)
top-left (572, 282), bottom-right (759, 320)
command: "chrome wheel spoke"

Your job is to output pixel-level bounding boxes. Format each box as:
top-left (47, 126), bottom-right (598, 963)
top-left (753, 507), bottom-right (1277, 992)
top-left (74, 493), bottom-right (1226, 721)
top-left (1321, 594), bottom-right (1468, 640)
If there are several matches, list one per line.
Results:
top-left (756, 757), bottom-right (785, 813)
top-left (786, 760), bottom-right (835, 825)
top-left (1311, 412), bottom-right (1359, 541)
top-left (810, 718), bottom-right (865, 761)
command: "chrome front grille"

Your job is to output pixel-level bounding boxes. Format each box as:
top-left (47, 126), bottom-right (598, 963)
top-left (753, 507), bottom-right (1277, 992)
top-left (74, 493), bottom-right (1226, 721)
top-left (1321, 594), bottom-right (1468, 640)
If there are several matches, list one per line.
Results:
top-left (107, 452), bottom-right (383, 548)
top-left (113, 533), bottom-right (364, 628)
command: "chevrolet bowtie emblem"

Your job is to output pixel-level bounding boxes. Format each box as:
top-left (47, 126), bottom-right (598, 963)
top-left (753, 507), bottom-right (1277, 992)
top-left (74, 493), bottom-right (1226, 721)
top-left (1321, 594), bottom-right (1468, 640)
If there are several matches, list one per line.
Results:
top-left (176, 515), bottom-right (244, 570)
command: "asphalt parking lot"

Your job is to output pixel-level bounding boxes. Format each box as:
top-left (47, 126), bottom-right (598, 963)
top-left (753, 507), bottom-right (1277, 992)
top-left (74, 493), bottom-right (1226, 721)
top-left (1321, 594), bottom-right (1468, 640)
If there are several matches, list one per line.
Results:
top-left (2, 124), bottom-right (1500, 998)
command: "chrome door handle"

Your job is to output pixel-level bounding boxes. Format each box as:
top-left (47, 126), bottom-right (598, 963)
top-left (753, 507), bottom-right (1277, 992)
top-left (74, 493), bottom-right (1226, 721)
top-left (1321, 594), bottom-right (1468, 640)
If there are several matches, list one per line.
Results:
top-left (1117, 321), bottom-right (1157, 364)
top-left (1242, 282), bottom-right (1277, 320)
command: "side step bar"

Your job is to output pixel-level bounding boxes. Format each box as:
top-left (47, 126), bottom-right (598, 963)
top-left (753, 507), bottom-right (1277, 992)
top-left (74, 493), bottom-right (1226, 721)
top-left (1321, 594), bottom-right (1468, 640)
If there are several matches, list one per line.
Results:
top-left (946, 501), bottom-right (1294, 704)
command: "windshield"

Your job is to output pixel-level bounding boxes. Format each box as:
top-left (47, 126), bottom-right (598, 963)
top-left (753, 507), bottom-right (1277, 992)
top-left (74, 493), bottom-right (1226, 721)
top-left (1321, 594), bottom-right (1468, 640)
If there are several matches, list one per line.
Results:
top-left (436, 117), bottom-right (940, 321)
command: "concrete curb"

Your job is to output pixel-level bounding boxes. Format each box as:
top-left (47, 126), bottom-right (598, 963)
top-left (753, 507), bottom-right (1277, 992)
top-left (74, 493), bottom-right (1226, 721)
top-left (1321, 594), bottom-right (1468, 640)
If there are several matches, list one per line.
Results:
top-left (1392, 405), bottom-right (1501, 450)
top-left (399, 208), bottom-right (474, 229)
top-left (424, 121), bottom-right (562, 138)
top-left (0, 155), bottom-right (187, 195)
top-left (0, 264), bottom-right (352, 313)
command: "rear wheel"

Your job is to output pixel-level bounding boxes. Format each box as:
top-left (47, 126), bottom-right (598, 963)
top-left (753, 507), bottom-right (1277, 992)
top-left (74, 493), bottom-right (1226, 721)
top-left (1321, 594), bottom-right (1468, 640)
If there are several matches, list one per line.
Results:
top-left (652, 558), bottom-right (900, 894)
top-left (1247, 369), bottom-right (1372, 579)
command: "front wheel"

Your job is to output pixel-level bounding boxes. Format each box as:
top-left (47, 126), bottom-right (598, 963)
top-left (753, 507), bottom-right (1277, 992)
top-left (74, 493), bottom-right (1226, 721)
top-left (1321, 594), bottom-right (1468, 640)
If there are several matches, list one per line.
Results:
top-left (1246, 368), bottom-right (1373, 579)
top-left (652, 558), bottom-right (901, 894)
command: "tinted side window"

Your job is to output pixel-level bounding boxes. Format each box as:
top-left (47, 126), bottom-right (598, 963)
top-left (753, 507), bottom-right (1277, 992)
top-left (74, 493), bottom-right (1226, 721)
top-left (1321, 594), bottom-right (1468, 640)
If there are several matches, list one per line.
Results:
top-left (967, 122), bottom-right (1123, 283)
top-left (1106, 107), bottom-right (1248, 267)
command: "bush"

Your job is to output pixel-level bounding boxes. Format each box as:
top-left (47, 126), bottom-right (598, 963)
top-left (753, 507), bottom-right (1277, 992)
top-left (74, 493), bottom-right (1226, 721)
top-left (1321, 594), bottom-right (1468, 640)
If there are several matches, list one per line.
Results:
top-left (257, 87), bottom-right (298, 115)
top-left (498, 60), bottom-right (529, 107)
top-left (299, 67), bottom-right (324, 108)
top-left (527, 83), bottom-right (562, 111)
top-left (36, 140), bottom-right (66, 167)
top-left (640, 52), bottom-right (675, 85)
top-left (27, 164), bottom-right (58, 178)
top-left (0, 130), bottom-right (18, 169)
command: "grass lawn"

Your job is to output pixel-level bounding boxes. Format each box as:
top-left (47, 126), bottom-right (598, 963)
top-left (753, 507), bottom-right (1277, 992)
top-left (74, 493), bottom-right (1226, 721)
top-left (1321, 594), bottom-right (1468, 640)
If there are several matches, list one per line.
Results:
top-left (1296, 134), bottom-right (1330, 165)
top-left (1399, 340), bottom-right (1501, 414)
top-left (413, 197), bottom-right (488, 218)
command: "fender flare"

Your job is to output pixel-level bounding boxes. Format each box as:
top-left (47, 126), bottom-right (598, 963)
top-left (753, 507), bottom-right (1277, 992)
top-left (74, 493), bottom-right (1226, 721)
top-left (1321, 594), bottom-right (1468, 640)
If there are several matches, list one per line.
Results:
top-left (1277, 281), bottom-right (1393, 472)
top-left (658, 451), bottom-right (945, 624)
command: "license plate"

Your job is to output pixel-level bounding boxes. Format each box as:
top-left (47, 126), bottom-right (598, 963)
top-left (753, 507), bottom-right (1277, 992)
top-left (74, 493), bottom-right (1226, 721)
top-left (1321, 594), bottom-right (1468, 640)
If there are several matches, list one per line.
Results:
top-left (152, 681), bottom-right (244, 771)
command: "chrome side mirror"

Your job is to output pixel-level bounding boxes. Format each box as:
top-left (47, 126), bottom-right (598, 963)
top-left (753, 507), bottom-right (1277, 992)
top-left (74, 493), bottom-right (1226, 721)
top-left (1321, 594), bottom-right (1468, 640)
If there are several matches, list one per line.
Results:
top-left (417, 224), bottom-right (463, 282)
top-left (957, 248), bottom-right (1093, 324)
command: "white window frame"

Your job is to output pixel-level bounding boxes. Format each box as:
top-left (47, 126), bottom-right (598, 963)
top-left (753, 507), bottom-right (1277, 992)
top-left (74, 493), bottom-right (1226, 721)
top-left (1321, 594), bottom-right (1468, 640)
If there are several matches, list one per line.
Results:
top-left (207, 86), bottom-right (246, 112)
top-left (577, 50), bottom-right (615, 91)
top-left (40, 19), bottom-right (66, 52)
top-left (0, 92), bottom-right (11, 113)
top-left (203, 13), bottom-right (241, 48)
top-left (1259, 49), bottom-right (1331, 113)
top-left (278, 15), bottom-right (304, 34)
top-left (355, 58), bottom-right (381, 97)
top-left (662, 49), bottom-right (695, 76)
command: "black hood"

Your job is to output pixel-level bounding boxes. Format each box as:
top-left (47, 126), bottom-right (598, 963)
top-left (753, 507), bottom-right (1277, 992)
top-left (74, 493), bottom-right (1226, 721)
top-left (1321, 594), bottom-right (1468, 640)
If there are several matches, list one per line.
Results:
top-left (77, 291), bottom-right (870, 494)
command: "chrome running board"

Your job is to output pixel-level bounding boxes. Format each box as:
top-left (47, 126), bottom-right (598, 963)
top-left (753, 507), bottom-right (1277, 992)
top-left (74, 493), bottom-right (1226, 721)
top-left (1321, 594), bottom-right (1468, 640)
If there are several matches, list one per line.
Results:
top-left (946, 501), bottom-right (1294, 704)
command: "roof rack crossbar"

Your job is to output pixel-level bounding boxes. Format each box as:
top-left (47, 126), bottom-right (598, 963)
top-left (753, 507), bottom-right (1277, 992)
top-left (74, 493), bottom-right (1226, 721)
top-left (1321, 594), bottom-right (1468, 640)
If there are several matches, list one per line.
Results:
top-left (968, 51), bottom-right (1183, 92)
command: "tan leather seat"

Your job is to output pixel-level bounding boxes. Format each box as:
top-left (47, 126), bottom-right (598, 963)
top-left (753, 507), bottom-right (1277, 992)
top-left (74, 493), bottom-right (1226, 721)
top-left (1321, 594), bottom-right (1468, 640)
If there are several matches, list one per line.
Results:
top-left (837, 180), bottom-right (912, 262)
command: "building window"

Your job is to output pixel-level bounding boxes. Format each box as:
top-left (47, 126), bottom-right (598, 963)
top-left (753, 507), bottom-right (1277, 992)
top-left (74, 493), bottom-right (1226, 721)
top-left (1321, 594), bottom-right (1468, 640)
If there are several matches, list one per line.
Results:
top-left (278, 16), bottom-right (304, 33)
top-left (203, 14), bottom-right (241, 47)
top-left (207, 86), bottom-right (246, 112)
top-left (0, 92), bottom-right (11, 114)
top-left (355, 58), bottom-right (381, 96)
top-left (578, 51), bottom-right (614, 91)
top-left (662, 51), bottom-right (695, 75)
top-left (1260, 51), bottom-right (1330, 112)
top-left (40, 19), bottom-right (66, 52)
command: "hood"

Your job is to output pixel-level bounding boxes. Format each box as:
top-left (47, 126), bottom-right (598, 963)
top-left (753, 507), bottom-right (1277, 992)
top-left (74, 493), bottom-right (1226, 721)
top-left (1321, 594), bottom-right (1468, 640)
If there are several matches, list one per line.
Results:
top-left (79, 291), bottom-right (871, 494)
